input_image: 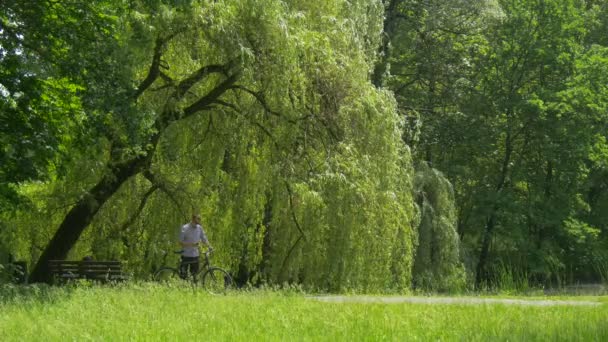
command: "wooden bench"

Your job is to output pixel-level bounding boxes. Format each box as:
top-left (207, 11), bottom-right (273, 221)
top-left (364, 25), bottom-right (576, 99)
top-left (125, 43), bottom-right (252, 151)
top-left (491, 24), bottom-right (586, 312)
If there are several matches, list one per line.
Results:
top-left (49, 260), bottom-right (127, 283)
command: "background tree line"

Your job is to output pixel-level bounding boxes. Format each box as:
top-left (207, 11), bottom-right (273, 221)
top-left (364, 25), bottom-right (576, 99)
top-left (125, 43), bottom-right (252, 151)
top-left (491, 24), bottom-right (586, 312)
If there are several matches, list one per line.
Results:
top-left (1, 0), bottom-right (606, 291)
top-left (378, 0), bottom-right (608, 288)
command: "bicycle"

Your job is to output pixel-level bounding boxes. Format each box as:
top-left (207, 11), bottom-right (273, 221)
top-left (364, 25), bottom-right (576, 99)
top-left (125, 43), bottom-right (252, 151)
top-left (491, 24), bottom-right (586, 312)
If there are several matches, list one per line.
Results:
top-left (153, 249), bottom-right (233, 292)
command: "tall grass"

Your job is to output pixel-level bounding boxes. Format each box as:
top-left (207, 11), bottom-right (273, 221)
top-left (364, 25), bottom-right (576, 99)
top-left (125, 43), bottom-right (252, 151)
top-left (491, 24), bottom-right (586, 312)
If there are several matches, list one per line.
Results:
top-left (1, 283), bottom-right (607, 341)
top-left (593, 254), bottom-right (608, 285)
top-left (485, 262), bottom-right (534, 295)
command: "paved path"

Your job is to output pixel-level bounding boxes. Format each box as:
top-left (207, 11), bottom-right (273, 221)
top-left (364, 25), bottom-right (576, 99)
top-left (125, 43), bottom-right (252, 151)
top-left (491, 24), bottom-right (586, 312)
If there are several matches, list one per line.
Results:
top-left (310, 295), bottom-right (602, 306)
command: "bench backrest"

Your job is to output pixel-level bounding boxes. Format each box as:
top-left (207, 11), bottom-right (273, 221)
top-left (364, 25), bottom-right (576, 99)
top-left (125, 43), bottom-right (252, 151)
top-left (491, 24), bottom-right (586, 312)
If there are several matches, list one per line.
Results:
top-left (49, 260), bottom-right (123, 275)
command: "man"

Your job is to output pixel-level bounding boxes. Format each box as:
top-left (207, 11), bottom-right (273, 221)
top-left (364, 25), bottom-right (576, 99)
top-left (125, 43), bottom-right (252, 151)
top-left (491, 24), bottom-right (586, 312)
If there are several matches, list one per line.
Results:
top-left (179, 214), bottom-right (212, 279)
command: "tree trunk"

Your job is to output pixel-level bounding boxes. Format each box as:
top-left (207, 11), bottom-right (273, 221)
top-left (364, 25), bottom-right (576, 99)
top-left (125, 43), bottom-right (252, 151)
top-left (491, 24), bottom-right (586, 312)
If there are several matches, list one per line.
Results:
top-left (475, 131), bottom-right (512, 288)
top-left (29, 156), bottom-right (149, 283)
top-left (27, 43), bottom-right (239, 282)
top-left (259, 197), bottom-right (273, 283)
top-left (536, 161), bottom-right (553, 248)
top-left (475, 211), bottom-right (497, 287)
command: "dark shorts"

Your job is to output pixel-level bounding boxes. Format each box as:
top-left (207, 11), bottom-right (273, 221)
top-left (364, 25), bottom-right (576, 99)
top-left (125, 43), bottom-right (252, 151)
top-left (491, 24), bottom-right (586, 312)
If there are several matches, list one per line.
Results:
top-left (180, 256), bottom-right (200, 278)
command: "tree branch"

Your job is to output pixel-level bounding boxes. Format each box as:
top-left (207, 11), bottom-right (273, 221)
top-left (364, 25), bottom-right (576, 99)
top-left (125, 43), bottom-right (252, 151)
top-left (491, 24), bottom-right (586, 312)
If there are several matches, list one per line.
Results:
top-left (278, 234), bottom-right (304, 282)
top-left (285, 181), bottom-right (306, 241)
top-left (142, 170), bottom-right (188, 218)
top-left (212, 99), bottom-right (239, 112)
top-left (110, 184), bottom-right (159, 247)
top-left (134, 32), bottom-right (181, 99)
top-left (159, 71), bottom-right (175, 85)
top-left (278, 181), bottom-right (308, 281)
top-left (182, 70), bottom-right (241, 117)
top-left (134, 37), bottom-right (164, 99)
top-left (151, 84), bottom-right (174, 92)
top-left (229, 85), bottom-right (284, 118)
top-left (213, 100), bottom-right (280, 148)
top-left (230, 84), bottom-right (312, 123)
top-left (173, 64), bottom-right (228, 99)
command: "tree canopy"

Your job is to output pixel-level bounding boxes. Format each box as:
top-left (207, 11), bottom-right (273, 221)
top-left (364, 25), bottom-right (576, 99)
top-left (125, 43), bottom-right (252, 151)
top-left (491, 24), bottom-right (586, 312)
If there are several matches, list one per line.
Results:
top-left (1, 0), bottom-right (607, 291)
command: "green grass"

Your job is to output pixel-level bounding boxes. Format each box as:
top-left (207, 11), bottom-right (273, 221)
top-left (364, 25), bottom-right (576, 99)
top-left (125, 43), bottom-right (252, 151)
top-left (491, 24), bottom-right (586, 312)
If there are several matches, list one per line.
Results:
top-left (0, 283), bottom-right (607, 341)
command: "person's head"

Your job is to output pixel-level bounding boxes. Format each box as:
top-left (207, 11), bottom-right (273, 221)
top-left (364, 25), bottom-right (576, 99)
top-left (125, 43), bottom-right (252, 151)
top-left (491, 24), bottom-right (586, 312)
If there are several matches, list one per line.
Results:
top-left (191, 214), bottom-right (201, 225)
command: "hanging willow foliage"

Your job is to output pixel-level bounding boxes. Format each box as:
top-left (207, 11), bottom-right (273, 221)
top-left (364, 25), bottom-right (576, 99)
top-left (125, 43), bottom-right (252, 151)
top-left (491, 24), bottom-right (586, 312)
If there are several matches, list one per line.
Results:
top-left (412, 162), bottom-right (466, 292)
top-left (0, 0), bottom-right (469, 292)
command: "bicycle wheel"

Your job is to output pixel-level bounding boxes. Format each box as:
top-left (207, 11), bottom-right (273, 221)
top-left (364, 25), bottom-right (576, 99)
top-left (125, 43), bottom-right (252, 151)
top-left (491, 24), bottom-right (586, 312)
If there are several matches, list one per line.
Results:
top-left (200, 267), bottom-right (233, 293)
top-left (153, 267), bottom-right (181, 283)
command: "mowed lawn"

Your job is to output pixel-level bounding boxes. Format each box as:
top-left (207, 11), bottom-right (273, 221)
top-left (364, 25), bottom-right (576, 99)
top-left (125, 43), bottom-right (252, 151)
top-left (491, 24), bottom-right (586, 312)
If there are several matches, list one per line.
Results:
top-left (1, 284), bottom-right (607, 341)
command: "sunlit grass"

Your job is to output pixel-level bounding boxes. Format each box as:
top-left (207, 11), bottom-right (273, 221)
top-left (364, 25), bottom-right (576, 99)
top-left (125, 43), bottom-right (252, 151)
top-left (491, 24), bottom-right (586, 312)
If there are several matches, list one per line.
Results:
top-left (0, 283), bottom-right (606, 341)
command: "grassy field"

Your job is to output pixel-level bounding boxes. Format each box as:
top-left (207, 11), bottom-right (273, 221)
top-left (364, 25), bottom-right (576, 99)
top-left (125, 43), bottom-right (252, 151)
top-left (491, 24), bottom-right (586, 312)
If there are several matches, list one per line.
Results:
top-left (1, 283), bottom-right (607, 341)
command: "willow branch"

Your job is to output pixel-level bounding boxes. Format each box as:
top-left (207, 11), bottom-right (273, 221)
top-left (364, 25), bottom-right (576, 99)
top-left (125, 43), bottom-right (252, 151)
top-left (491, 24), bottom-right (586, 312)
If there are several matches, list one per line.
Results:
top-left (142, 171), bottom-right (187, 218)
top-left (229, 85), bottom-right (283, 118)
top-left (212, 99), bottom-right (239, 112)
top-left (129, 184), bottom-right (158, 227)
top-left (134, 32), bottom-right (180, 99)
top-left (173, 64), bottom-right (228, 99)
top-left (159, 71), bottom-right (175, 85)
top-left (182, 71), bottom-right (241, 117)
top-left (285, 181), bottom-right (306, 241)
top-left (279, 177), bottom-right (308, 278)
top-left (117, 185), bottom-right (159, 246)
top-left (278, 234), bottom-right (304, 281)
top-left (134, 37), bottom-right (164, 99)
top-left (232, 85), bottom-right (314, 123)
top-left (213, 100), bottom-right (279, 148)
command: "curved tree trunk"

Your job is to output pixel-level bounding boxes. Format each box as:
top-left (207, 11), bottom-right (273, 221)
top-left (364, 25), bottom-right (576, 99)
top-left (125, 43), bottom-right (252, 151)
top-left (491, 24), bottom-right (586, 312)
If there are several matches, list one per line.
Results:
top-left (29, 156), bottom-right (149, 283)
top-left (27, 28), bottom-right (241, 283)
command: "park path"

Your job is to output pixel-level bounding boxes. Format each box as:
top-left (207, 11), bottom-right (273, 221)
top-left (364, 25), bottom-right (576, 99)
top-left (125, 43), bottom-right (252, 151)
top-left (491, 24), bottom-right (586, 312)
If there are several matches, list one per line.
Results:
top-left (310, 295), bottom-right (602, 306)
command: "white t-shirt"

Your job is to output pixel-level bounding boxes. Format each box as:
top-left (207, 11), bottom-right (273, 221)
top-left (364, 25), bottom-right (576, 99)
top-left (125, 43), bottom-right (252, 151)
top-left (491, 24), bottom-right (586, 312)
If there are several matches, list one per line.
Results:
top-left (179, 223), bottom-right (208, 257)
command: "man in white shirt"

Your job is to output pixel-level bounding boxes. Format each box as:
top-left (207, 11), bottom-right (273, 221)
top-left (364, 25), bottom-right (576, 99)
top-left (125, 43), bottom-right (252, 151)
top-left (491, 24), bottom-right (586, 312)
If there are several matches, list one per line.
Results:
top-left (179, 214), bottom-right (212, 279)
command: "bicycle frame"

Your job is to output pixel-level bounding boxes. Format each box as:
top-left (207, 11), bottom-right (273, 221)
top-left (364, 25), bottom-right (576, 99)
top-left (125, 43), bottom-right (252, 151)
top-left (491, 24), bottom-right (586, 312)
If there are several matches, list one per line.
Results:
top-left (154, 250), bottom-right (233, 291)
top-left (178, 251), bottom-right (213, 279)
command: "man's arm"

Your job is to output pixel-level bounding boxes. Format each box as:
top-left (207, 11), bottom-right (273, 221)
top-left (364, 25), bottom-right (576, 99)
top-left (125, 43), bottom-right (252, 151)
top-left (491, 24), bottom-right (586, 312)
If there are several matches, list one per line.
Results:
top-left (198, 237), bottom-right (212, 250)
top-left (200, 226), bottom-right (212, 250)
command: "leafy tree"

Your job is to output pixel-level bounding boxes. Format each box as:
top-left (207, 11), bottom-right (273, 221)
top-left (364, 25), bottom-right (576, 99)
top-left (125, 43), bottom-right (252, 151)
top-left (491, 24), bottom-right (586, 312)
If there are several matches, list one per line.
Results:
top-left (382, 0), bottom-right (608, 287)
top-left (412, 162), bottom-right (465, 291)
top-left (0, 0), bottom-right (419, 290)
top-left (0, 1), bottom-right (110, 209)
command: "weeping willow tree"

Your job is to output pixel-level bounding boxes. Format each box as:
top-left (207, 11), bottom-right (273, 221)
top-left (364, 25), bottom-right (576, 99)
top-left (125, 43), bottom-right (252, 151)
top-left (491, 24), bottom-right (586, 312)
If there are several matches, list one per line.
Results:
top-left (412, 162), bottom-right (465, 291)
top-left (1, 0), bottom-right (424, 291)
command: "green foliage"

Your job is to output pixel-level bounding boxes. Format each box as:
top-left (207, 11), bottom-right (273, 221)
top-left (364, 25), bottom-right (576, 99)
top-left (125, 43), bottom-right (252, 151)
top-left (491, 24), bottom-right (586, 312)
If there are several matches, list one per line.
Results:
top-left (412, 163), bottom-right (466, 292)
top-left (2, 0), bottom-right (607, 292)
top-left (1, 0), bottom-right (419, 291)
top-left (384, 0), bottom-right (608, 286)
top-left (0, 0), bottom-right (122, 208)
